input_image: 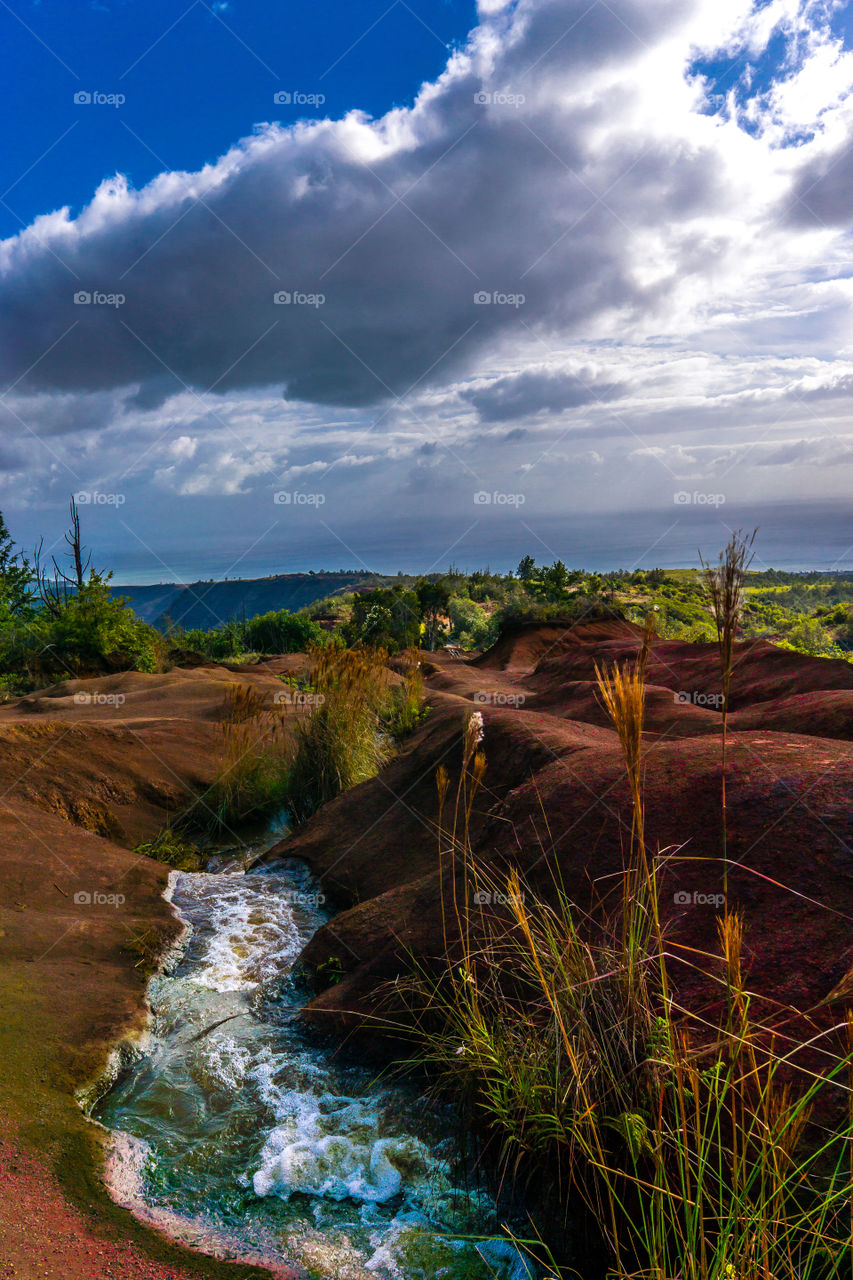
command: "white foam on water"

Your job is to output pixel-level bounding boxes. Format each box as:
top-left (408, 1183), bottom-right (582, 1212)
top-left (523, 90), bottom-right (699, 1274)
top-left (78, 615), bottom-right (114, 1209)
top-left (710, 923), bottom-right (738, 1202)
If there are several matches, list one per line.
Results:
top-left (102, 1129), bottom-right (295, 1278)
top-left (103, 1129), bottom-right (153, 1206)
top-left (97, 863), bottom-right (529, 1280)
top-left (176, 871), bottom-right (303, 991)
top-left (253, 1097), bottom-right (430, 1204)
top-left (203, 1034), bottom-right (254, 1091)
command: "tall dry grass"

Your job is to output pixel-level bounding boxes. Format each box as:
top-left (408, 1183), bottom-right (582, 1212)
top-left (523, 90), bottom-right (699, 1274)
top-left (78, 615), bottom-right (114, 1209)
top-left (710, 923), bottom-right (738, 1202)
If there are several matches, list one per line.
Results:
top-left (195, 648), bottom-right (426, 832)
top-left (285, 645), bottom-right (392, 824)
top-left (201, 683), bottom-right (289, 830)
top-left (399, 657), bottom-right (853, 1280)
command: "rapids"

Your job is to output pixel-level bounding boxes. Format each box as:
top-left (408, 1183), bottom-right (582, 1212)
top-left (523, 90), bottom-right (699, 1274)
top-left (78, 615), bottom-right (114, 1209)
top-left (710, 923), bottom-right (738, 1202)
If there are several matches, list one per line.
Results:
top-left (95, 852), bottom-right (533, 1279)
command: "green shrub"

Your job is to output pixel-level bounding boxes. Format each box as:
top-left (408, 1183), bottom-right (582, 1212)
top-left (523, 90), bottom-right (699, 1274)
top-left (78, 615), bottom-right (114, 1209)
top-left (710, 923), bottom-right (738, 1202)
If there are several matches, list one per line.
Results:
top-left (0, 511), bottom-right (35, 618)
top-left (174, 621), bottom-right (244, 661)
top-left (242, 609), bottom-right (325, 653)
top-left (135, 827), bottom-right (204, 871)
top-left (285, 647), bottom-right (391, 823)
top-left (447, 595), bottom-right (494, 649)
top-left (0, 671), bottom-right (31, 702)
top-left (343, 587), bottom-right (421, 652)
top-left (781, 616), bottom-right (835, 657)
top-left (41, 573), bottom-right (159, 675)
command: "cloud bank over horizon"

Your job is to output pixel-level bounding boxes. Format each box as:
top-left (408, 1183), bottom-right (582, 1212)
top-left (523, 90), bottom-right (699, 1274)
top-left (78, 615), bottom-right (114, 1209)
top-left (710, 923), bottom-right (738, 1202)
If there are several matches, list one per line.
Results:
top-left (2, 0), bottom-right (853, 577)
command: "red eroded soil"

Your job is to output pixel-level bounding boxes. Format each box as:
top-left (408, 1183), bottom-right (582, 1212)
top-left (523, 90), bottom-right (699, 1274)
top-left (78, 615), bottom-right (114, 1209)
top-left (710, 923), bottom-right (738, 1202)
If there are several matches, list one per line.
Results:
top-left (275, 622), bottom-right (853, 1039)
top-left (0, 661), bottom-right (298, 1280)
top-left (0, 630), bottom-right (851, 1276)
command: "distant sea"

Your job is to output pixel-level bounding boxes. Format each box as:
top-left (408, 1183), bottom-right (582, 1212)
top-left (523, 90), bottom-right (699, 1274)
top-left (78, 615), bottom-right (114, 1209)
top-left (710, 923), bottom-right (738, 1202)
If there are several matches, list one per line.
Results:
top-left (107, 500), bottom-right (852, 584)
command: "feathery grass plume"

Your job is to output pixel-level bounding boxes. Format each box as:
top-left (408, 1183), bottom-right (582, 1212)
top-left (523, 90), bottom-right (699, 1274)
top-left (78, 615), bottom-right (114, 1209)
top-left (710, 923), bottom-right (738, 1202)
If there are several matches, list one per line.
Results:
top-left (594, 656), bottom-right (671, 1017)
top-left (463, 707), bottom-right (485, 767)
top-left (699, 528), bottom-right (758, 897)
top-left (285, 645), bottom-right (391, 824)
top-left (594, 660), bottom-right (646, 862)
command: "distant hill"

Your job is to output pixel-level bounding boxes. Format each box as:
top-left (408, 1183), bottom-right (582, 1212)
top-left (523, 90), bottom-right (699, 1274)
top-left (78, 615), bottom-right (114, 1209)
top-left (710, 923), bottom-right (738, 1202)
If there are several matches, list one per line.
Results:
top-left (111, 572), bottom-right (385, 630)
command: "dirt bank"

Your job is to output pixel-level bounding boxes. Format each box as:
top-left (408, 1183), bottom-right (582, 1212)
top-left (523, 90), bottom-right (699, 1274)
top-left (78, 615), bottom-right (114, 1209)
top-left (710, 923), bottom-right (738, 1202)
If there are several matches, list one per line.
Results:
top-left (0, 662), bottom-right (295, 1280)
top-left (1, 632), bottom-right (851, 1275)
top-left (272, 625), bottom-right (853, 1039)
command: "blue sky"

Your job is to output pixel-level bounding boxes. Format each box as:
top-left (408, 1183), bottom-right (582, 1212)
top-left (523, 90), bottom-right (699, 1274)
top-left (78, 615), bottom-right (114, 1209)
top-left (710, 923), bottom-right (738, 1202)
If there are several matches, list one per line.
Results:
top-left (0, 0), bottom-right (478, 238)
top-left (692, 1), bottom-right (853, 136)
top-left (2, 0), bottom-right (853, 582)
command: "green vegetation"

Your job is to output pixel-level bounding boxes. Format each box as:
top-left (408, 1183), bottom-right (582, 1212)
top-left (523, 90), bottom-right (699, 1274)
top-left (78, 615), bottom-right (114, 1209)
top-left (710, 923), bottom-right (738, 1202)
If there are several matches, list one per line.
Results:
top-left (308, 557), bottom-right (852, 660)
top-left (285, 646), bottom-right (399, 824)
top-left (176, 645), bottom-right (427, 836)
top-left (387, 650), bottom-right (428, 739)
top-left (172, 609), bottom-right (325, 661)
top-left (193, 683), bottom-right (290, 832)
top-left (341, 585), bottom-right (423, 651)
top-left (189, 653), bottom-right (410, 835)
top-left (2, 499), bottom-right (850, 705)
top-left (0, 502), bottom-right (161, 691)
top-left (134, 827), bottom-right (204, 871)
top-left (315, 955), bottom-right (345, 987)
top-left (401, 684), bottom-right (853, 1280)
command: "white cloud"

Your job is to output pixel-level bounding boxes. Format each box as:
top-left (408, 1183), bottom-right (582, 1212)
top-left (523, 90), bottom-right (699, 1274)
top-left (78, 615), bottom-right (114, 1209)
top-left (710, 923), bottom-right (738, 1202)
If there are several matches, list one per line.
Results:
top-left (2, 0), bottom-right (853, 570)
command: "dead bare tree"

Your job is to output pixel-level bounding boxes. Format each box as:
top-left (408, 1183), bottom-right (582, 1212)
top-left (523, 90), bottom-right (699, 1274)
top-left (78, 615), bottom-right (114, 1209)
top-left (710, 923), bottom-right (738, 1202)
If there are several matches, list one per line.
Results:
top-left (34, 497), bottom-right (94, 617)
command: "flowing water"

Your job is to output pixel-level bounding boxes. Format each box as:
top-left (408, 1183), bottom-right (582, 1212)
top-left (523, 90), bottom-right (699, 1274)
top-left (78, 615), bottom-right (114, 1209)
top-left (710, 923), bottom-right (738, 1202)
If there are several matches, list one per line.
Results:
top-left (94, 852), bottom-right (532, 1280)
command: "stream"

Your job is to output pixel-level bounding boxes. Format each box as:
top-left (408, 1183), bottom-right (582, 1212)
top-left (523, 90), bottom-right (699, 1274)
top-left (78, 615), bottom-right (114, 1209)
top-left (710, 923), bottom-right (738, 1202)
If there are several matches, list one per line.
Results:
top-left (94, 846), bottom-right (532, 1280)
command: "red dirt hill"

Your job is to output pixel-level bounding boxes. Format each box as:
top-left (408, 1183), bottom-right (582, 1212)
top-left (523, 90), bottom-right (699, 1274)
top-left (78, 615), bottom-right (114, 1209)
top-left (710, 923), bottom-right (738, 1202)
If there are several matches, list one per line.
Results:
top-left (275, 628), bottom-right (853, 1042)
top-left (0, 629), bottom-right (850, 1276)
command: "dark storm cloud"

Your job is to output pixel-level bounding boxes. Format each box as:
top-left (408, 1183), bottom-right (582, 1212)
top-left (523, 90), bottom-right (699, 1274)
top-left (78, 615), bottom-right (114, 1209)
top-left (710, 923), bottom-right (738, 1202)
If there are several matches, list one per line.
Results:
top-left (3, 0), bottom-right (853, 577)
top-left (0, 0), bottom-right (726, 411)
top-left (785, 138), bottom-right (853, 226)
top-left (463, 367), bottom-right (627, 421)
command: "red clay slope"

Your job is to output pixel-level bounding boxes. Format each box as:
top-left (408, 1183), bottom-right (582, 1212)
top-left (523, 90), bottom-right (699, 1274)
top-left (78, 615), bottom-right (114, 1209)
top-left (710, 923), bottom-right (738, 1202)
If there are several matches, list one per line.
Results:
top-left (0, 662), bottom-right (297, 1280)
top-left (279, 622), bottom-right (853, 1038)
top-left (0, 629), bottom-right (850, 1275)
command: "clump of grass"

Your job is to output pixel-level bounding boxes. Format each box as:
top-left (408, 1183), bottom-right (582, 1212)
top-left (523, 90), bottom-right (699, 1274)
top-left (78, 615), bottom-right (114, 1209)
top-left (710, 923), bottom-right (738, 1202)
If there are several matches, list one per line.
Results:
top-left (386, 649), bottom-right (427, 740)
top-left (399, 665), bottom-right (853, 1280)
top-left (0, 672), bottom-right (32, 702)
top-left (200, 682), bottom-right (289, 831)
top-left (285, 646), bottom-right (391, 824)
top-left (420, 862), bottom-right (853, 1280)
top-left (134, 826), bottom-right (204, 871)
top-left (700, 528), bottom-right (758, 894)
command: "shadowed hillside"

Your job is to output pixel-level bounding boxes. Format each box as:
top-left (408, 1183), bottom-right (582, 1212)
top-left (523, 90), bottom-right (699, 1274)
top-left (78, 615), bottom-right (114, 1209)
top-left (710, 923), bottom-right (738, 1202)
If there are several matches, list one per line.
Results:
top-left (111, 571), bottom-right (384, 630)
